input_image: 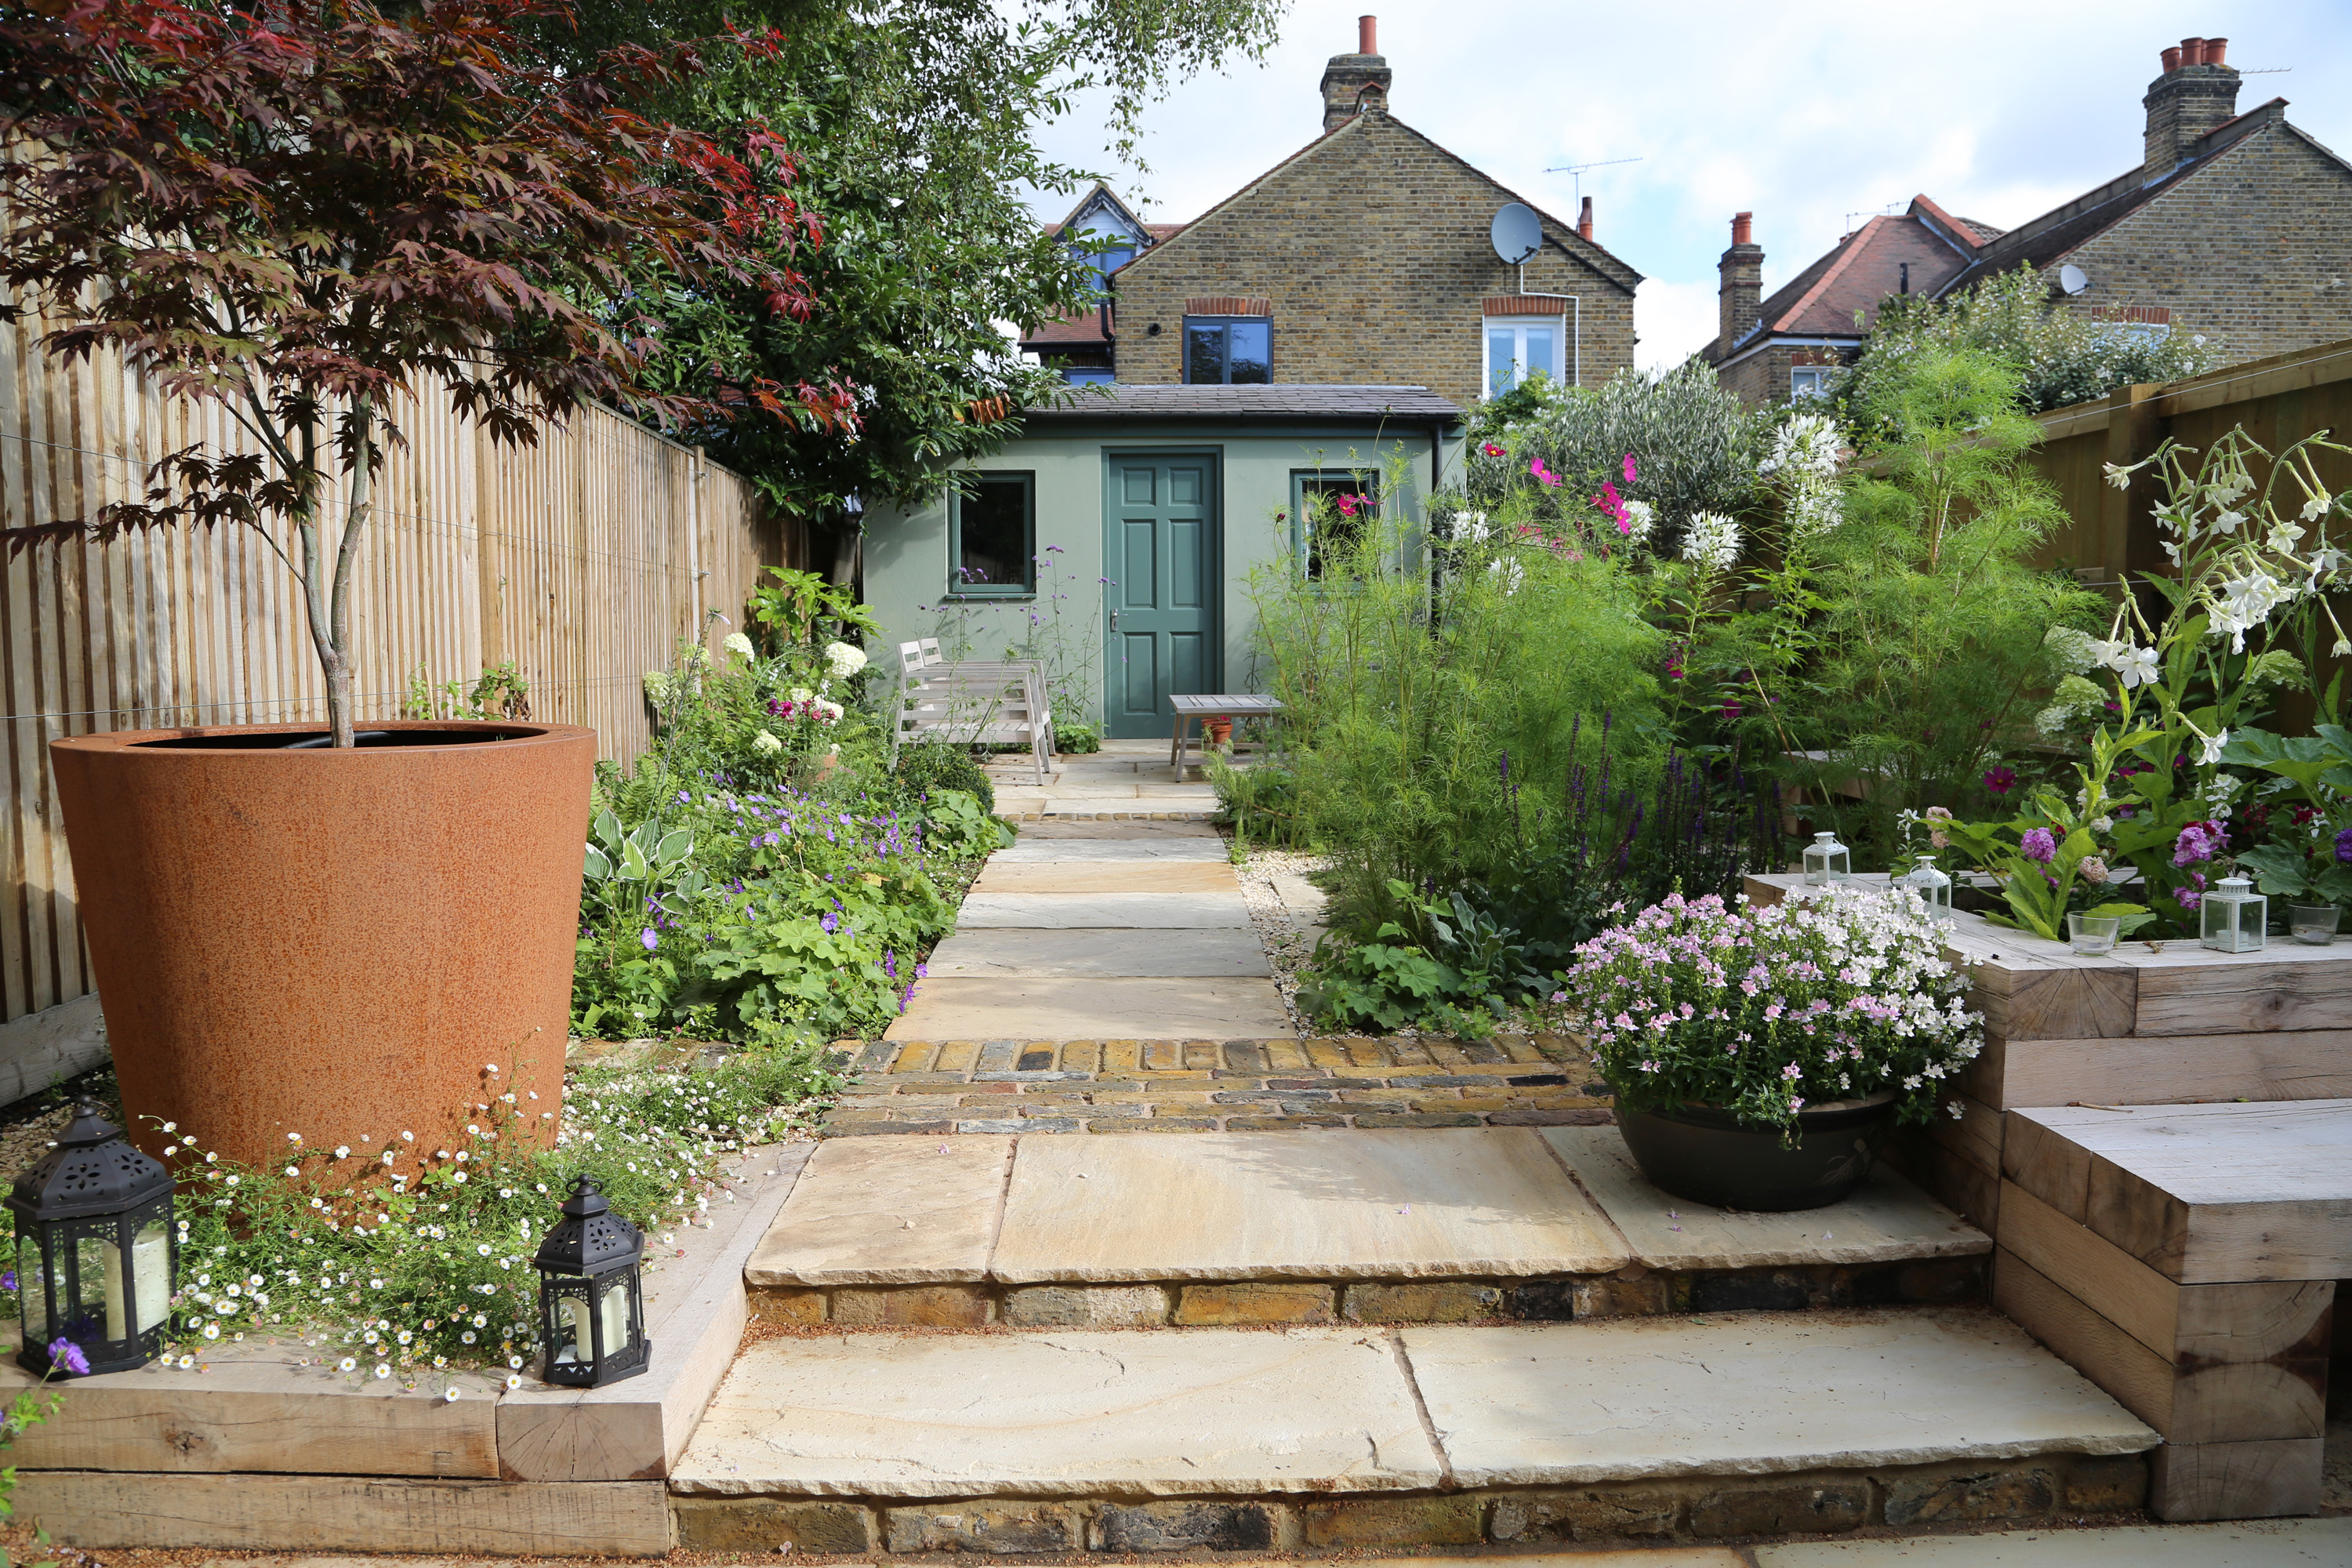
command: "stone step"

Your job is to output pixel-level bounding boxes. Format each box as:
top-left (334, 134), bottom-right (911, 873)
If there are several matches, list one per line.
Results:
top-left (669, 1307), bottom-right (2158, 1552)
top-left (744, 1126), bottom-right (1991, 1328)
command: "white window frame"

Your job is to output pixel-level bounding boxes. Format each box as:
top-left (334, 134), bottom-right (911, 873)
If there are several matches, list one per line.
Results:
top-left (1483, 317), bottom-right (1565, 398)
top-left (1790, 365), bottom-right (1833, 400)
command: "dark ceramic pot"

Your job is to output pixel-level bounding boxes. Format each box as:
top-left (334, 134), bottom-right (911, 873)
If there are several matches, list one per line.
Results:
top-left (1614, 1090), bottom-right (1901, 1211)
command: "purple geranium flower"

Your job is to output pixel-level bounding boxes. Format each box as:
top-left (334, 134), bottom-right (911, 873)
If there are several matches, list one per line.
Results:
top-left (2020, 828), bottom-right (2057, 863)
top-left (2338, 826), bottom-right (2352, 865)
top-left (47, 1338), bottom-right (89, 1377)
top-left (639, 928), bottom-right (659, 951)
top-left (820, 911), bottom-right (839, 935)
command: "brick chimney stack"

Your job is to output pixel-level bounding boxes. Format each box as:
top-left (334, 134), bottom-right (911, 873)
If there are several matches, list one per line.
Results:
top-left (1578, 197), bottom-right (1594, 241)
top-left (2143, 35), bottom-right (2240, 181)
top-left (1718, 212), bottom-right (1763, 357)
top-left (1319, 15), bottom-right (1392, 132)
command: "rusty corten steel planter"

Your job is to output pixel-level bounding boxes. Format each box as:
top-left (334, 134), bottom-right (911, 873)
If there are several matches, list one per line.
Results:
top-left (50, 721), bottom-right (594, 1172)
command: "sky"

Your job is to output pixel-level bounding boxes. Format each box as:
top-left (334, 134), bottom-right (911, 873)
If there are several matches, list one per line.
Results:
top-left (1026, 0), bottom-right (2352, 372)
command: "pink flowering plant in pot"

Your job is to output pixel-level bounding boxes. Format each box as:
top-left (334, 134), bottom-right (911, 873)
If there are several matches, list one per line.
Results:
top-left (1558, 887), bottom-right (1981, 1207)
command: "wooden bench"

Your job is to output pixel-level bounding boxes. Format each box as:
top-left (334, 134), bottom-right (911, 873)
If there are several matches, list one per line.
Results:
top-left (895, 640), bottom-right (1054, 787)
top-left (1993, 1100), bottom-right (2350, 1521)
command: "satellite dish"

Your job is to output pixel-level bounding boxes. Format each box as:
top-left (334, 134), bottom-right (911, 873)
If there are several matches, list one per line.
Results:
top-left (1490, 203), bottom-right (1544, 266)
top-left (2058, 263), bottom-right (2090, 296)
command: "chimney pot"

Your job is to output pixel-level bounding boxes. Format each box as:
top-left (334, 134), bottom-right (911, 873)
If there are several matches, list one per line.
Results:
top-left (2205, 37), bottom-right (2227, 65)
top-left (2145, 34), bottom-right (2241, 180)
top-left (1577, 196), bottom-right (1593, 241)
top-left (1731, 212), bottom-right (1753, 247)
top-left (2180, 37), bottom-right (2205, 66)
top-left (1359, 14), bottom-right (1377, 55)
top-left (2161, 45), bottom-right (2181, 72)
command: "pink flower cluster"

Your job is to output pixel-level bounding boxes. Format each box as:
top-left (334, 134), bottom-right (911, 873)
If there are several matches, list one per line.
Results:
top-left (2172, 819), bottom-right (2228, 867)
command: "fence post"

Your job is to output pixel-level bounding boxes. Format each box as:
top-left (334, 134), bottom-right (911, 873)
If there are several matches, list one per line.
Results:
top-left (2103, 382), bottom-right (2167, 586)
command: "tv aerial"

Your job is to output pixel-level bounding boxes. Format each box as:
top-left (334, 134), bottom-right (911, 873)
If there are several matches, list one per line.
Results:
top-left (1490, 203), bottom-right (1544, 266)
top-left (1544, 156), bottom-right (1642, 201)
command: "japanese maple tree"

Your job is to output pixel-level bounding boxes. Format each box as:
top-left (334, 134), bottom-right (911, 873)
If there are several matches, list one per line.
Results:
top-left (0, 0), bottom-right (857, 745)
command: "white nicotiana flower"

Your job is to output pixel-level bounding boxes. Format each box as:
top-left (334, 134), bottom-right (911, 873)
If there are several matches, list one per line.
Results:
top-left (823, 641), bottom-right (869, 680)
top-left (1681, 511), bottom-right (1740, 571)
top-left (2099, 641), bottom-right (2161, 690)
top-left (2302, 492), bottom-right (2332, 522)
top-left (722, 631), bottom-right (756, 660)
top-left (2198, 728), bottom-right (2230, 766)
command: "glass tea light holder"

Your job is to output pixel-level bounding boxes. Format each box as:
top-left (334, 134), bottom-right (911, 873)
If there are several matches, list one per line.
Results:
top-left (2287, 903), bottom-right (2339, 946)
top-left (2067, 911), bottom-right (2122, 956)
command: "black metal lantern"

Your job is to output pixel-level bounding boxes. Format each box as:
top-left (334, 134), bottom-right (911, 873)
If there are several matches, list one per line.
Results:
top-left (7, 1099), bottom-right (174, 1377)
top-left (532, 1174), bottom-right (648, 1386)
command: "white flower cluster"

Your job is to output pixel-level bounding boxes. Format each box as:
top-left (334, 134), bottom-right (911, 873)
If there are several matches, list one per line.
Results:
top-left (823, 641), bottom-right (869, 681)
top-left (1618, 499), bottom-right (1657, 545)
top-left (722, 631), bottom-right (757, 661)
top-left (1681, 510), bottom-right (1741, 571)
top-left (1759, 413), bottom-right (1846, 539)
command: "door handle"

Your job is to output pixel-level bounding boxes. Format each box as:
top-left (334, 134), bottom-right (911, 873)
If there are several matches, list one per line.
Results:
top-left (1110, 609), bottom-right (1120, 630)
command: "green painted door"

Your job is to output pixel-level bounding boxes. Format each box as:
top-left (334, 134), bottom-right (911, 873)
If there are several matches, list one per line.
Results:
top-left (1102, 452), bottom-right (1220, 739)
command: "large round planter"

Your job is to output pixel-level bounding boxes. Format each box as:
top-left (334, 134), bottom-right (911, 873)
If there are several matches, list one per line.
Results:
top-left (49, 721), bottom-right (595, 1171)
top-left (1613, 1091), bottom-right (1901, 1211)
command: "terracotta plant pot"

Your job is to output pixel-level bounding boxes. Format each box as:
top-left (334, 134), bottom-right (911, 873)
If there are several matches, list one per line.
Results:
top-left (1204, 717), bottom-right (1234, 746)
top-left (49, 721), bottom-right (595, 1172)
top-left (1613, 1090), bottom-right (1901, 1211)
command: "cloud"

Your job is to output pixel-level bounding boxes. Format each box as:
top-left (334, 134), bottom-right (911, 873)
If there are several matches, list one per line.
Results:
top-left (1031, 0), bottom-right (2352, 372)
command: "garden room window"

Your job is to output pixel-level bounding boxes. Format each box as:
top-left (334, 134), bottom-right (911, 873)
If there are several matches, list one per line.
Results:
top-left (1790, 365), bottom-right (1833, 400)
top-left (1484, 318), bottom-right (1563, 397)
top-left (1290, 470), bottom-right (1379, 582)
top-left (949, 472), bottom-right (1036, 597)
top-left (1184, 317), bottom-right (1272, 384)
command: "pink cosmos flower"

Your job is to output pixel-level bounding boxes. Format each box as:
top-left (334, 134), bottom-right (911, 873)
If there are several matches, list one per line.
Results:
top-left (1530, 458), bottom-right (1563, 489)
top-left (1589, 477), bottom-right (1624, 522)
top-left (1481, 441), bottom-right (1505, 457)
top-left (1622, 453), bottom-right (1639, 485)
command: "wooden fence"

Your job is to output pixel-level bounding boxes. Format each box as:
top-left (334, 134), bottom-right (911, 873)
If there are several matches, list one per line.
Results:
top-left (2031, 336), bottom-right (2352, 577)
top-left (0, 325), bottom-right (807, 1027)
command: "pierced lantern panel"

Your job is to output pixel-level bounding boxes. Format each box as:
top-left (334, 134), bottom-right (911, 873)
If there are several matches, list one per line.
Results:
top-left (533, 1175), bottom-right (648, 1388)
top-left (7, 1101), bottom-right (174, 1377)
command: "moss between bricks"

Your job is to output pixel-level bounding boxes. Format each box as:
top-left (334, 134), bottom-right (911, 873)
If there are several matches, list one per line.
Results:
top-left (665, 1453), bottom-right (2148, 1552)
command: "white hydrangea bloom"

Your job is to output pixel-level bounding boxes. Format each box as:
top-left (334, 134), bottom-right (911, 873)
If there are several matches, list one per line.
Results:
top-left (751, 730), bottom-right (782, 754)
top-left (1681, 511), bottom-right (1740, 571)
top-left (722, 631), bottom-right (756, 659)
top-left (823, 641), bottom-right (869, 680)
top-left (2042, 625), bottom-right (2101, 674)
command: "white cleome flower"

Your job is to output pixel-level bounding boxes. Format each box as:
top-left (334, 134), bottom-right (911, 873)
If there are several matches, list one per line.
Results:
top-left (1617, 499), bottom-right (1656, 544)
top-left (823, 641), bottom-right (869, 680)
top-left (1681, 511), bottom-right (1741, 571)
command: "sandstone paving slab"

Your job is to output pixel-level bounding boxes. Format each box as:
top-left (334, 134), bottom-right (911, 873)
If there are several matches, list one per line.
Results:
top-left (993, 836), bottom-right (1231, 862)
top-left (923, 927), bottom-right (1270, 978)
top-left (1755, 1518), bottom-right (2352, 1565)
top-left (1403, 1308), bottom-right (2158, 1489)
top-left (955, 891), bottom-right (1251, 927)
top-left (744, 1136), bottom-right (1011, 1286)
top-left (670, 1327), bottom-right (1440, 1497)
top-left (887, 977), bottom-right (1291, 1042)
top-left (971, 861), bottom-right (1239, 895)
top-left (1544, 1125), bottom-right (1991, 1271)
top-left (990, 1127), bottom-right (1629, 1283)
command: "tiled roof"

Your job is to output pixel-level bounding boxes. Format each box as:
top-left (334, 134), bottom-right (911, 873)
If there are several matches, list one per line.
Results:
top-left (1937, 99), bottom-right (2292, 296)
top-left (1021, 307), bottom-right (1111, 347)
top-left (1143, 223), bottom-right (1188, 241)
top-left (1702, 197), bottom-right (1982, 363)
top-left (1024, 383), bottom-right (1463, 423)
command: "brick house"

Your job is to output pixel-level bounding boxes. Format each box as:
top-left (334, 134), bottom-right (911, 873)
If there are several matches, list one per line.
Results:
top-left (1043, 16), bottom-right (1642, 408)
top-left (1701, 34), bottom-right (2352, 407)
top-left (1018, 183), bottom-right (1186, 384)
